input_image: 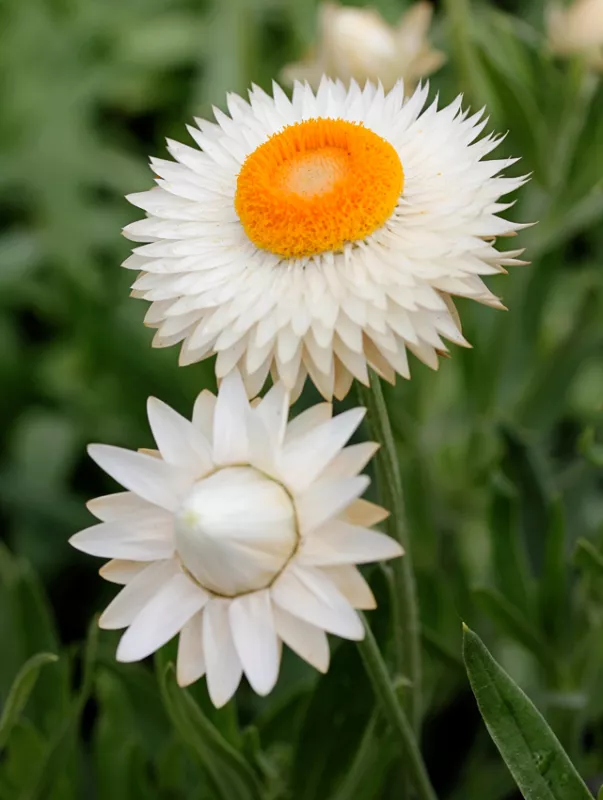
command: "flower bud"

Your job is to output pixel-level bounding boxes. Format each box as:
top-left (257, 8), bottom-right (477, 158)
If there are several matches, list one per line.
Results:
top-left (175, 467), bottom-right (297, 596)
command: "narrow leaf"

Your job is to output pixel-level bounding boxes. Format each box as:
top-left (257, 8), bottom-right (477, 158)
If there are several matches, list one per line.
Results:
top-left (22, 619), bottom-right (99, 800)
top-left (0, 653), bottom-right (58, 750)
top-left (574, 539), bottom-right (603, 579)
top-left (489, 475), bottom-right (534, 615)
top-left (474, 587), bottom-right (556, 677)
top-left (539, 498), bottom-right (568, 644)
top-left (157, 661), bottom-right (263, 800)
top-left (463, 624), bottom-right (592, 800)
top-left (330, 711), bottom-right (394, 800)
top-left (421, 628), bottom-right (464, 673)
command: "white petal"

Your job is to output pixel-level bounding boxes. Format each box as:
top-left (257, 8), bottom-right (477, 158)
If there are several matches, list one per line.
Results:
top-left (343, 499), bottom-right (389, 527)
top-left (272, 564), bottom-right (364, 640)
top-left (273, 606), bottom-right (330, 673)
top-left (99, 559), bottom-right (148, 584)
top-left (279, 408), bottom-right (366, 492)
top-left (212, 370), bottom-right (250, 465)
top-left (322, 565), bottom-right (376, 610)
top-left (87, 444), bottom-right (186, 511)
top-left (285, 403), bottom-right (332, 444)
top-left (298, 521), bottom-right (403, 566)
top-left (229, 590), bottom-right (279, 696)
top-left (203, 598), bottom-right (243, 708)
top-left (192, 389), bottom-right (216, 441)
top-left (99, 560), bottom-right (180, 629)
top-left (147, 397), bottom-right (213, 474)
top-left (254, 382), bottom-right (289, 449)
top-left (87, 492), bottom-right (156, 522)
top-left (296, 476), bottom-right (370, 533)
top-left (116, 572), bottom-right (208, 662)
top-left (318, 442), bottom-right (379, 481)
top-left (177, 612), bottom-right (206, 687)
top-left (69, 508), bottom-right (174, 560)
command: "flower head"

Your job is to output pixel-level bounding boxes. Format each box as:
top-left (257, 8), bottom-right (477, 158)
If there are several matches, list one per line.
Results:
top-left (547, 0), bottom-right (603, 67)
top-left (124, 78), bottom-right (528, 400)
top-left (282, 1), bottom-right (446, 92)
top-left (70, 372), bottom-right (401, 707)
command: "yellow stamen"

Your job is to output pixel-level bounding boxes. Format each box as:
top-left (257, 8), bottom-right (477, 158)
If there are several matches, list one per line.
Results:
top-left (235, 118), bottom-right (403, 259)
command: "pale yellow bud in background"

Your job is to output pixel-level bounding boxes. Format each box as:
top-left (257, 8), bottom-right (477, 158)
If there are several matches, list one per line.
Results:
top-left (547, 0), bottom-right (603, 69)
top-left (282, 1), bottom-right (446, 93)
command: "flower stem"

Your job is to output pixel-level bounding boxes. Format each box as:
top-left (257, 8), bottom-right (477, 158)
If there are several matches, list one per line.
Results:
top-left (356, 374), bottom-right (422, 732)
top-left (358, 616), bottom-right (436, 800)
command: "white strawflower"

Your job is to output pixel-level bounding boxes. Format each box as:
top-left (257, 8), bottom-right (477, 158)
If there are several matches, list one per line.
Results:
top-left (282, 1), bottom-right (446, 92)
top-left (123, 78), bottom-right (528, 401)
top-left (547, 0), bottom-right (603, 68)
top-left (70, 371), bottom-right (401, 707)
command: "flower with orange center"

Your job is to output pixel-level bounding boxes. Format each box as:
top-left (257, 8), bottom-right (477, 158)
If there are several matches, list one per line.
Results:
top-left (235, 119), bottom-right (403, 259)
top-left (123, 78), bottom-right (529, 400)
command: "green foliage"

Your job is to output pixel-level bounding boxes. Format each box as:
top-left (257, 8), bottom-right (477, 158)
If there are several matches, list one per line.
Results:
top-left (1, 0), bottom-right (603, 797)
top-left (0, 653), bottom-right (58, 751)
top-left (463, 625), bottom-right (592, 799)
top-left (156, 659), bottom-right (264, 800)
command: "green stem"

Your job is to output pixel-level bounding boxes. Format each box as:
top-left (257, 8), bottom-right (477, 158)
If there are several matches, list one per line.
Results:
top-left (356, 374), bottom-right (422, 732)
top-left (358, 617), bottom-right (436, 800)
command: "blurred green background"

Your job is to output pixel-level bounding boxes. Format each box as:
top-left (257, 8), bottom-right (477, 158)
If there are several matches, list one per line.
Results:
top-left (1, 0), bottom-right (603, 797)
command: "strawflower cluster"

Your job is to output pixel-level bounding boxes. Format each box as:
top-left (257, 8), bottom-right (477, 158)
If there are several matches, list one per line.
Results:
top-left (71, 27), bottom-right (526, 704)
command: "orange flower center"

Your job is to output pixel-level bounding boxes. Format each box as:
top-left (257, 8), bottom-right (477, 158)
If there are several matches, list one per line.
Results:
top-left (235, 118), bottom-right (404, 259)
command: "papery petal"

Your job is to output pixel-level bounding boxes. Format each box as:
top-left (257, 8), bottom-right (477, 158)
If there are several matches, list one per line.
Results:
top-left (177, 612), bottom-right (206, 687)
top-left (116, 573), bottom-right (208, 662)
top-left (272, 564), bottom-right (364, 640)
top-left (99, 560), bottom-right (180, 629)
top-left (229, 590), bottom-right (280, 695)
top-left (147, 397), bottom-right (213, 474)
top-left (203, 598), bottom-right (243, 708)
top-left (273, 606), bottom-right (330, 672)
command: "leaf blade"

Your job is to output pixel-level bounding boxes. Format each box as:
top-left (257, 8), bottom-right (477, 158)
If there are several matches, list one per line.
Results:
top-left (463, 624), bottom-right (592, 800)
top-left (0, 653), bottom-right (58, 751)
top-left (156, 660), bottom-right (263, 800)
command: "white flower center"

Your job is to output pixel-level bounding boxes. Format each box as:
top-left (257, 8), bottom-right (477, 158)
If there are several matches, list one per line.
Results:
top-left (174, 466), bottom-right (298, 597)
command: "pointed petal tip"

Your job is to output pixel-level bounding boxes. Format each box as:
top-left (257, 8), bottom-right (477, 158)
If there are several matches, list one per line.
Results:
top-left (207, 687), bottom-right (234, 709)
top-left (115, 642), bottom-right (140, 664)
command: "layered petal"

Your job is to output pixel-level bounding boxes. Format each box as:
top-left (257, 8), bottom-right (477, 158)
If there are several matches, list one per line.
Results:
top-left (272, 564), bottom-right (364, 640)
top-left (229, 590), bottom-right (280, 696)
top-left (116, 572), bottom-right (208, 662)
top-left (203, 598), bottom-right (243, 708)
top-left (123, 79), bottom-right (528, 400)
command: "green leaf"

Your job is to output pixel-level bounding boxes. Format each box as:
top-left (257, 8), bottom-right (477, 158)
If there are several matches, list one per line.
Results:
top-left (93, 669), bottom-right (154, 800)
top-left (489, 475), bottom-right (534, 615)
top-left (21, 619), bottom-right (99, 800)
top-left (539, 499), bottom-right (568, 644)
top-left (579, 428), bottom-right (603, 468)
top-left (421, 628), bottom-right (464, 673)
top-left (0, 653), bottom-right (58, 751)
top-left (574, 538), bottom-right (603, 579)
top-left (290, 640), bottom-right (375, 800)
top-left (463, 624), bottom-right (592, 800)
top-left (0, 721), bottom-right (47, 799)
top-left (157, 661), bottom-right (264, 800)
top-left (474, 587), bottom-right (557, 678)
top-left (329, 711), bottom-right (394, 800)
